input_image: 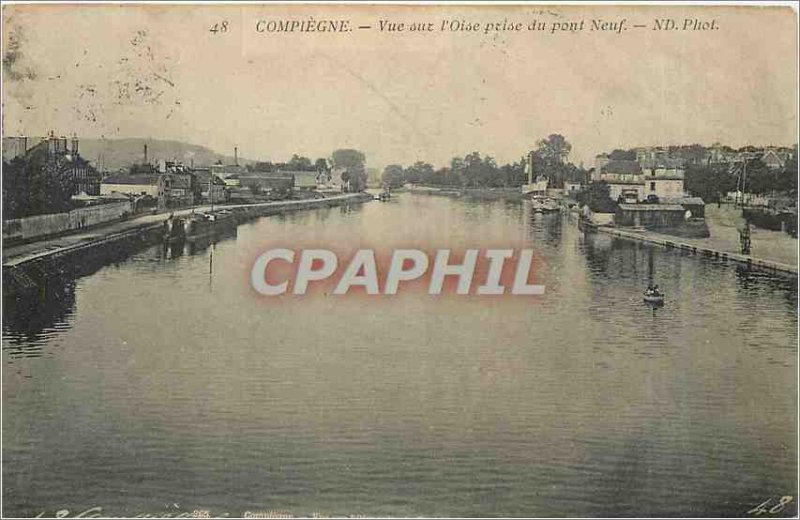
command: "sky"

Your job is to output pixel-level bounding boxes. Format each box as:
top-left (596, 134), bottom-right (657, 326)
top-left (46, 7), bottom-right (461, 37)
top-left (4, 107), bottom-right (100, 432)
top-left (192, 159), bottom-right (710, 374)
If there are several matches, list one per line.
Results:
top-left (2, 4), bottom-right (798, 170)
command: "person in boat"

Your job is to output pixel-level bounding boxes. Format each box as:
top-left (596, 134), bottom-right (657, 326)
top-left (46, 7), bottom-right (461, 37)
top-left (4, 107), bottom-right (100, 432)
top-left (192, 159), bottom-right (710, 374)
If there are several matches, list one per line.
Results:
top-left (645, 284), bottom-right (662, 297)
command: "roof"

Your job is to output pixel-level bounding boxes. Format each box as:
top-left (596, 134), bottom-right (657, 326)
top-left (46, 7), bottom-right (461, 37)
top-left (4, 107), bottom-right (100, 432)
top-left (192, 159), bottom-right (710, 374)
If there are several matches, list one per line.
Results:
top-left (277, 170), bottom-right (318, 175)
top-left (238, 175), bottom-right (294, 184)
top-left (602, 179), bottom-right (644, 185)
top-left (618, 203), bottom-right (685, 211)
top-left (761, 150), bottom-right (785, 163)
top-left (601, 160), bottom-right (642, 175)
top-left (660, 196), bottom-right (705, 206)
top-left (102, 174), bottom-right (159, 185)
top-left (639, 158), bottom-right (685, 169)
top-left (286, 171), bottom-right (320, 188)
top-left (243, 170), bottom-right (294, 179)
top-left (161, 172), bottom-right (194, 189)
top-left (193, 170), bottom-right (226, 185)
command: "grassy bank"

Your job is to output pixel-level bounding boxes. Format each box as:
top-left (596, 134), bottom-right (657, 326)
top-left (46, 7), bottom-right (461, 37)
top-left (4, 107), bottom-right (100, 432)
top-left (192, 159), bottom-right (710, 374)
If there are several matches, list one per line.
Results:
top-left (406, 186), bottom-right (525, 201)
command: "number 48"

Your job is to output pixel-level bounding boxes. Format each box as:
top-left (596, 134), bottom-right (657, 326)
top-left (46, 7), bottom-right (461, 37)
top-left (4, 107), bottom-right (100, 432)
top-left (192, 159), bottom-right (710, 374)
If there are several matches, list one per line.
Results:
top-left (748, 496), bottom-right (794, 516)
top-left (210, 21), bottom-right (229, 34)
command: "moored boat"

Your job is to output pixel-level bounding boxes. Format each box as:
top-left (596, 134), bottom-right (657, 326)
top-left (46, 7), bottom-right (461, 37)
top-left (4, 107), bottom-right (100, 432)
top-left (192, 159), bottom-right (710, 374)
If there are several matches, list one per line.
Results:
top-left (164, 210), bottom-right (238, 243)
top-left (643, 285), bottom-right (665, 305)
top-left (183, 210), bottom-right (237, 241)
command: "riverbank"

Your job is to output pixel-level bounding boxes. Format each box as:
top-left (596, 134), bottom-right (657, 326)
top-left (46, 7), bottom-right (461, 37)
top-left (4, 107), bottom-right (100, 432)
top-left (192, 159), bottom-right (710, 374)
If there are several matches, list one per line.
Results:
top-left (584, 203), bottom-right (797, 275)
top-left (406, 186), bottom-right (525, 201)
top-left (3, 193), bottom-right (372, 269)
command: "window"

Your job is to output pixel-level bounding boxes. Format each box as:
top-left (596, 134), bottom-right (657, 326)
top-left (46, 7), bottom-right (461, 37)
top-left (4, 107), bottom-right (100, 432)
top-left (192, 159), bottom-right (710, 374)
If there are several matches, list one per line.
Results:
top-left (650, 182), bottom-right (656, 191)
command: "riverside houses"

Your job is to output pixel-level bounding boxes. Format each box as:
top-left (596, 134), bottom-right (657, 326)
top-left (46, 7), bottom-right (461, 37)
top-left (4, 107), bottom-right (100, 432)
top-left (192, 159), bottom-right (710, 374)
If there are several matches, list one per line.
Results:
top-left (592, 157), bottom-right (644, 203)
top-left (193, 169), bottom-right (228, 203)
top-left (158, 171), bottom-right (197, 208)
top-left (5, 134), bottom-right (102, 197)
top-left (100, 173), bottom-right (160, 197)
top-left (639, 157), bottom-right (686, 199)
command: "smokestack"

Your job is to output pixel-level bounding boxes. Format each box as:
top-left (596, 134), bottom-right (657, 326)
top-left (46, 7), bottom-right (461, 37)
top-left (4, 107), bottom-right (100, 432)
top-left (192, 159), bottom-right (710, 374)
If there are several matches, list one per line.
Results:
top-left (144, 144), bottom-right (149, 164)
top-left (234, 146), bottom-right (238, 166)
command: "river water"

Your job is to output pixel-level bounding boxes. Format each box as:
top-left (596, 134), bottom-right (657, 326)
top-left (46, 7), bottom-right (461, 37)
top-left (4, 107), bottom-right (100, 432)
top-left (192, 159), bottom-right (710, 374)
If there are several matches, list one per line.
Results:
top-left (3, 194), bottom-right (797, 517)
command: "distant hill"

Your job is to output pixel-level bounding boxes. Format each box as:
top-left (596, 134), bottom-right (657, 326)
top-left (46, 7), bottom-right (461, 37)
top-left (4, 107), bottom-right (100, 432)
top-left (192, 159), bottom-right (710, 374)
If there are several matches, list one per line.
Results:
top-left (75, 138), bottom-right (252, 172)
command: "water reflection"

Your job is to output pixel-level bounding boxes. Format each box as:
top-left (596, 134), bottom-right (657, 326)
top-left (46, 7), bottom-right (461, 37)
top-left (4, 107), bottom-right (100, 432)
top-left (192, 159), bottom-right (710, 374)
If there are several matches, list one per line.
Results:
top-left (2, 194), bottom-right (797, 518)
top-left (3, 225), bottom-right (239, 350)
top-left (3, 275), bottom-right (76, 356)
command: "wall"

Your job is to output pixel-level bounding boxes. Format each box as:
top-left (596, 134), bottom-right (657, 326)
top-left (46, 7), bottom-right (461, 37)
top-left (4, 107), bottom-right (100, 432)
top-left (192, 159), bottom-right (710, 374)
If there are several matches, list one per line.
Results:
top-left (101, 183), bottom-right (159, 197)
top-left (615, 207), bottom-right (686, 229)
top-left (608, 183), bottom-right (644, 202)
top-left (3, 201), bottom-right (132, 243)
top-left (649, 179), bottom-right (684, 199)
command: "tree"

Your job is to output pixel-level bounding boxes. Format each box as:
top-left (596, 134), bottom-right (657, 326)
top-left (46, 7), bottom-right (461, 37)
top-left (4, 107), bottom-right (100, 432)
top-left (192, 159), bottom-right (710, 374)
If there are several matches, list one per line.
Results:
top-left (577, 181), bottom-right (617, 213)
top-left (315, 158), bottom-right (329, 173)
top-left (2, 150), bottom-right (75, 218)
top-left (535, 134), bottom-right (572, 166)
top-left (331, 149), bottom-right (366, 171)
top-left (248, 161), bottom-right (275, 172)
top-left (382, 164), bottom-right (405, 188)
top-left (685, 163), bottom-right (736, 203)
top-left (609, 149), bottom-right (636, 160)
top-left (332, 149), bottom-right (367, 192)
top-left (744, 159), bottom-right (779, 196)
top-left (778, 152), bottom-right (798, 194)
top-left (287, 154), bottom-right (314, 171)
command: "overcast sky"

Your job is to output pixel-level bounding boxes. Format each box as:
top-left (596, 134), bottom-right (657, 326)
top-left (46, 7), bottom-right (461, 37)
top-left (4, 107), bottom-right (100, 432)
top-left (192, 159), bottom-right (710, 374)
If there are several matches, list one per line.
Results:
top-left (2, 4), bottom-right (797, 169)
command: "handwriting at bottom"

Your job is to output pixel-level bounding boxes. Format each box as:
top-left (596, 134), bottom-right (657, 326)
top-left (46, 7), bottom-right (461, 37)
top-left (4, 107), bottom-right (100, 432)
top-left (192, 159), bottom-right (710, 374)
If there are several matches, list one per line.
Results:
top-left (748, 496), bottom-right (794, 516)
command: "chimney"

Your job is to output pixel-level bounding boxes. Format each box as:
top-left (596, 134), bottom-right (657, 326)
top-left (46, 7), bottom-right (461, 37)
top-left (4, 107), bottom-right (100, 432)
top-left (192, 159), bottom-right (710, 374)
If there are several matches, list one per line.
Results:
top-left (234, 146), bottom-right (238, 166)
top-left (144, 144), bottom-right (148, 164)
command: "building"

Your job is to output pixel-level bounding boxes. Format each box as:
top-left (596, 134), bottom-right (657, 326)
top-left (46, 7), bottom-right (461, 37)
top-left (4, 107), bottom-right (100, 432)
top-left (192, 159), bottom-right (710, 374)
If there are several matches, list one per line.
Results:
top-left (522, 178), bottom-right (549, 197)
top-left (615, 201), bottom-right (709, 238)
top-left (760, 149), bottom-right (786, 170)
top-left (236, 171), bottom-right (294, 193)
top-left (705, 144), bottom-right (738, 164)
top-left (210, 163), bottom-right (248, 179)
top-left (25, 134), bottom-right (100, 195)
top-left (277, 170), bottom-right (326, 190)
top-left (593, 159), bottom-right (644, 203)
top-left (193, 169), bottom-right (228, 203)
top-left (660, 196), bottom-right (705, 218)
top-left (615, 203), bottom-right (686, 228)
top-left (2, 136), bottom-right (28, 162)
top-left (634, 146), bottom-right (671, 165)
top-left (563, 181), bottom-right (583, 196)
top-left (158, 171), bottom-right (197, 208)
top-left (639, 158), bottom-right (685, 200)
top-left (100, 174), bottom-right (160, 197)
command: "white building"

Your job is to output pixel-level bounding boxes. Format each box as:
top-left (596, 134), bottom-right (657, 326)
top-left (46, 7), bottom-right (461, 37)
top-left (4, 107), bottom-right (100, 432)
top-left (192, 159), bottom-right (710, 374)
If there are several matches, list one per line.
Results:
top-left (100, 174), bottom-right (159, 197)
top-left (639, 158), bottom-right (686, 200)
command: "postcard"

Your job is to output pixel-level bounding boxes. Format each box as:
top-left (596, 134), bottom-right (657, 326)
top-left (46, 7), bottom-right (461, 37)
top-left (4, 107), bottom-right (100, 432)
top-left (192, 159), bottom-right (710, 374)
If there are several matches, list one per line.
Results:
top-left (2, 2), bottom-right (798, 518)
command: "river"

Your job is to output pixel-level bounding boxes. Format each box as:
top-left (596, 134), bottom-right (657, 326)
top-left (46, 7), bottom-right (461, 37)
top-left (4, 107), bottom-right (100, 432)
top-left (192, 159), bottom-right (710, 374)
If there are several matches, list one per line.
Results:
top-left (3, 193), bottom-right (797, 517)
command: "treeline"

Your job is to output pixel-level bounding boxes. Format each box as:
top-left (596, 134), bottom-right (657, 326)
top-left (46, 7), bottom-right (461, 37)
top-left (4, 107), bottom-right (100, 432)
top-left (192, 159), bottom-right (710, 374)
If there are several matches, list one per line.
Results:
top-left (246, 149), bottom-right (369, 192)
top-left (684, 157), bottom-right (797, 204)
top-left (246, 154), bottom-right (328, 173)
top-left (3, 152), bottom-right (84, 219)
top-left (383, 134), bottom-right (587, 189)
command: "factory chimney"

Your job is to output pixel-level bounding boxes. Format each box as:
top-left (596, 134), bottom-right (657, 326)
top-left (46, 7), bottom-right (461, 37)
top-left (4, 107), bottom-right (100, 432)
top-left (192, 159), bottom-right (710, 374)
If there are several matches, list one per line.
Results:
top-left (234, 146), bottom-right (238, 166)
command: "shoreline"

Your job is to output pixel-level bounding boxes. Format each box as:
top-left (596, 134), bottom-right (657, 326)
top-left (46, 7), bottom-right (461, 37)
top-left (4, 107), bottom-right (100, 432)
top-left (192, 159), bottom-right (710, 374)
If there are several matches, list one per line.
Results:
top-left (3, 193), bottom-right (372, 272)
top-left (405, 186), bottom-right (526, 201)
top-left (583, 220), bottom-right (797, 276)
